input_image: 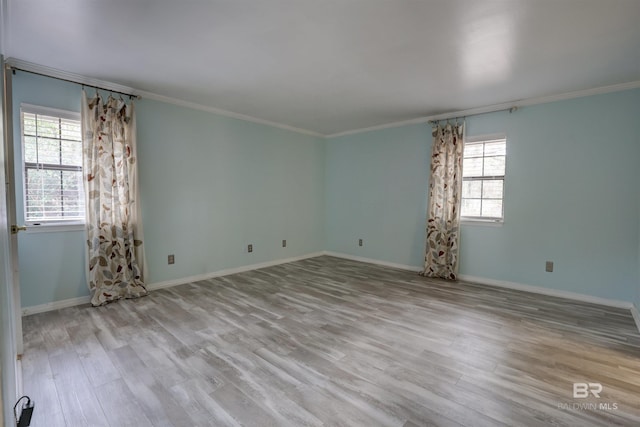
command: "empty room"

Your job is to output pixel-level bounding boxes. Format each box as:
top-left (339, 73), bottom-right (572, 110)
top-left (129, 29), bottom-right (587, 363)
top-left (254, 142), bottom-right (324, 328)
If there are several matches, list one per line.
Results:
top-left (1, 1), bottom-right (640, 426)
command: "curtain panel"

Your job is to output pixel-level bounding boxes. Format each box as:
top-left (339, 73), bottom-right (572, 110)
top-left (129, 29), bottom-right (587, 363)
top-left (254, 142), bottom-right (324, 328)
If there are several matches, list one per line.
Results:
top-left (420, 123), bottom-right (464, 280)
top-left (81, 91), bottom-right (147, 306)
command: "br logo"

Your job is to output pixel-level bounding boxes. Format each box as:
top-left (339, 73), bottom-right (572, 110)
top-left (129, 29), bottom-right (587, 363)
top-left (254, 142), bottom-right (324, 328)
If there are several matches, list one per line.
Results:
top-left (573, 383), bottom-right (602, 398)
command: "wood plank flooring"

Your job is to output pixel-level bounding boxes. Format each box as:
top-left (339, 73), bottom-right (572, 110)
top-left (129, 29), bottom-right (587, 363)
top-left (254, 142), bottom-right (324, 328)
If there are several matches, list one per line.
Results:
top-left (22, 256), bottom-right (640, 426)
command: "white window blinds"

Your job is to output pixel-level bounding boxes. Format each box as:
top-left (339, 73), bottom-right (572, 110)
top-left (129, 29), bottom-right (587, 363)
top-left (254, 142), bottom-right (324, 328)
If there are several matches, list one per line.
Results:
top-left (461, 138), bottom-right (506, 221)
top-left (22, 106), bottom-right (85, 223)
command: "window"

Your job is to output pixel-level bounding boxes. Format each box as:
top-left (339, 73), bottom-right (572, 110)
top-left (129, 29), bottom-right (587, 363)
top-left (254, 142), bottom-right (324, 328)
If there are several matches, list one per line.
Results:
top-left (21, 105), bottom-right (85, 224)
top-left (461, 136), bottom-right (506, 222)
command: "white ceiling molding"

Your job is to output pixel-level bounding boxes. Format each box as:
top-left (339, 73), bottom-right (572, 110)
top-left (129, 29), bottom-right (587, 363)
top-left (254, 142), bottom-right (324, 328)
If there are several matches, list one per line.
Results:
top-left (6, 1), bottom-right (640, 134)
top-left (5, 58), bottom-right (640, 140)
top-left (136, 90), bottom-right (324, 138)
top-left (6, 58), bottom-right (140, 96)
top-left (4, 58), bottom-right (323, 138)
top-left (326, 79), bottom-right (640, 139)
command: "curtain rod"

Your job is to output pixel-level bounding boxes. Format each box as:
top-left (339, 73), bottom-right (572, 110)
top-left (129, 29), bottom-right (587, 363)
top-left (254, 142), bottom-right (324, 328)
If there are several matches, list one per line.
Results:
top-left (427, 106), bottom-right (518, 126)
top-left (9, 66), bottom-right (141, 100)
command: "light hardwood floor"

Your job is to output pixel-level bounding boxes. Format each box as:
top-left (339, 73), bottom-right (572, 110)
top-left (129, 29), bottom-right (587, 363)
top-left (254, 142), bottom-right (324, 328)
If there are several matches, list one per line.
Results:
top-left (22, 256), bottom-right (640, 426)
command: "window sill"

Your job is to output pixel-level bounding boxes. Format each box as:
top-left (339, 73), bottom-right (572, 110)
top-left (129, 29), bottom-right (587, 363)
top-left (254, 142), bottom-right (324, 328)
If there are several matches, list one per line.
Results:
top-left (24, 223), bottom-right (85, 234)
top-left (461, 219), bottom-right (504, 227)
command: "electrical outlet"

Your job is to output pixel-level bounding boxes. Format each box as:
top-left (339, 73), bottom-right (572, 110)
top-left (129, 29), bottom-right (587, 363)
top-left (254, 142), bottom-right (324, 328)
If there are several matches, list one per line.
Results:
top-left (282, 239), bottom-right (286, 248)
top-left (168, 254), bottom-right (175, 265)
top-left (358, 238), bottom-right (363, 247)
top-left (248, 244), bottom-right (253, 253)
top-left (545, 261), bottom-right (553, 272)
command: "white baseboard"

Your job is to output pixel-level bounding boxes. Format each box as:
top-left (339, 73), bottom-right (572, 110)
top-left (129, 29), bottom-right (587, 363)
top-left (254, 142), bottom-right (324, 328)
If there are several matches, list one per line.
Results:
top-left (22, 250), bottom-right (640, 336)
top-left (322, 251), bottom-right (422, 272)
top-left (21, 295), bottom-right (91, 316)
top-left (148, 251), bottom-right (324, 291)
top-left (21, 251), bottom-right (324, 316)
top-left (458, 274), bottom-right (633, 310)
top-left (324, 251), bottom-right (634, 311)
top-left (631, 305), bottom-right (640, 334)
top-left (15, 357), bottom-right (23, 398)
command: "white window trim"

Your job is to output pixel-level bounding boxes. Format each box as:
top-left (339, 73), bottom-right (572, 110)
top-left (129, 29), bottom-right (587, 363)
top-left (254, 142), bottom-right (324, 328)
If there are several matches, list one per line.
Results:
top-left (465, 133), bottom-right (507, 144)
top-left (20, 104), bottom-right (85, 228)
top-left (461, 133), bottom-right (507, 224)
top-left (461, 217), bottom-right (504, 226)
top-left (24, 223), bottom-right (85, 234)
top-left (21, 103), bottom-right (80, 122)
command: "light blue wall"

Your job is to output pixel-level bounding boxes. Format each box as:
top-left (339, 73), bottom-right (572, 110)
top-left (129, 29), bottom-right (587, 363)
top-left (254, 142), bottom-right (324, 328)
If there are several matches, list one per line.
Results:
top-left (13, 70), bottom-right (640, 307)
top-left (325, 124), bottom-right (430, 265)
top-left (326, 89), bottom-right (640, 302)
top-left (136, 99), bottom-right (325, 284)
top-left (13, 73), bottom-right (325, 307)
top-left (12, 74), bottom-right (89, 307)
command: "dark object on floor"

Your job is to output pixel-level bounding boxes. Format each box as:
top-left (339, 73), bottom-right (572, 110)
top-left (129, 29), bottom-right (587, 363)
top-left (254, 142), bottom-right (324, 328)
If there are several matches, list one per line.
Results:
top-left (14, 395), bottom-right (34, 427)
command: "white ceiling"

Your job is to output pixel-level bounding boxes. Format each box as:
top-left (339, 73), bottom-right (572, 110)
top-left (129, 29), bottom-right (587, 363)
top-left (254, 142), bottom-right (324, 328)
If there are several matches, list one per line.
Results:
top-left (4, 0), bottom-right (640, 135)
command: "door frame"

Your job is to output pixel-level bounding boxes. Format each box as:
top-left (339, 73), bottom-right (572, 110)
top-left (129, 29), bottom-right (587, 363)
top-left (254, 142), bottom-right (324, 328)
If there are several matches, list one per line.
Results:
top-left (1, 55), bottom-right (22, 427)
top-left (3, 62), bottom-right (23, 356)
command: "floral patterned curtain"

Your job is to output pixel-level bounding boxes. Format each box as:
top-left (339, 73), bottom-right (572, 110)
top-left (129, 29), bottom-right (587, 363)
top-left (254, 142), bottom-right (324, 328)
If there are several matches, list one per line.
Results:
top-left (420, 122), bottom-right (464, 280)
top-left (81, 91), bottom-right (147, 306)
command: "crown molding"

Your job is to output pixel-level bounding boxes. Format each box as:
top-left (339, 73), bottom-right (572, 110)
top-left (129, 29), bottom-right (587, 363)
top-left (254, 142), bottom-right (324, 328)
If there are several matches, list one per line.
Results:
top-left (5, 58), bottom-right (640, 139)
top-left (511, 79), bottom-right (640, 108)
top-left (6, 57), bottom-right (140, 95)
top-left (135, 89), bottom-right (323, 137)
top-left (326, 79), bottom-right (640, 138)
top-left (4, 58), bottom-right (324, 138)
top-left (325, 116), bottom-right (431, 139)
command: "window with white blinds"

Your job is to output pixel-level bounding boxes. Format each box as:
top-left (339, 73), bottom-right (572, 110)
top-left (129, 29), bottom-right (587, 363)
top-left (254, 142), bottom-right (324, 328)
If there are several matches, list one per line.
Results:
top-left (21, 105), bottom-right (85, 224)
top-left (461, 137), bottom-right (506, 221)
